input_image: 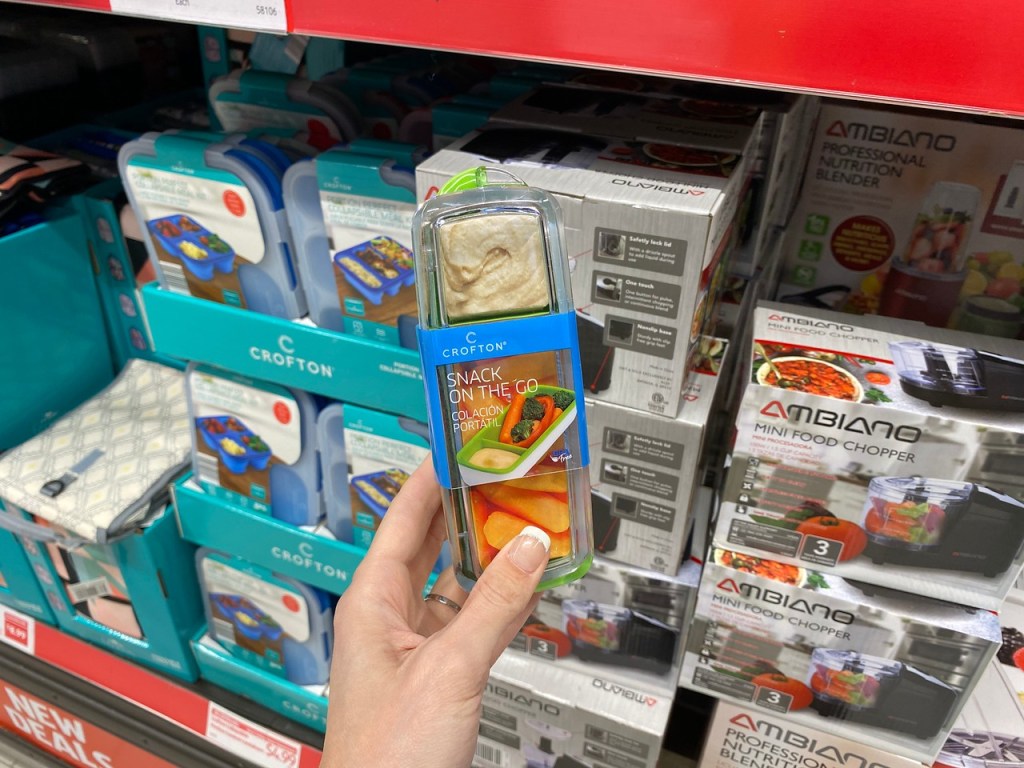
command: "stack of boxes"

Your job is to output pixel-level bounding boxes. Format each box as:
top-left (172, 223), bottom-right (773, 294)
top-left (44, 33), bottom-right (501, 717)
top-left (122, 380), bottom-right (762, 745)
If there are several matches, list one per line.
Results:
top-left (681, 301), bottom-right (1024, 764)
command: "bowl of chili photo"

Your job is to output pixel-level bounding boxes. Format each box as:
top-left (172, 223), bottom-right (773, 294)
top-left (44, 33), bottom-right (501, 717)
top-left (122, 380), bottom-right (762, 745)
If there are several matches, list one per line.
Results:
top-left (755, 356), bottom-right (864, 402)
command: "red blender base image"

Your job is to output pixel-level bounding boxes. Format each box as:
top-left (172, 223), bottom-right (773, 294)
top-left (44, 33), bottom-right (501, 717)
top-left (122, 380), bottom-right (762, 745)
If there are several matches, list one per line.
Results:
top-left (879, 262), bottom-right (965, 327)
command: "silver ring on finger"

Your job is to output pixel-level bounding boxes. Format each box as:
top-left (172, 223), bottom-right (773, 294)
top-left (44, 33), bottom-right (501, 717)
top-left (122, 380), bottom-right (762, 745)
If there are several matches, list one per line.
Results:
top-left (423, 592), bottom-right (462, 613)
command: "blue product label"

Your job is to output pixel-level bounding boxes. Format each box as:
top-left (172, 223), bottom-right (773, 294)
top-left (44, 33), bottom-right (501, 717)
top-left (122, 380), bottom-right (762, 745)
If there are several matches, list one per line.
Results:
top-left (418, 311), bottom-right (590, 489)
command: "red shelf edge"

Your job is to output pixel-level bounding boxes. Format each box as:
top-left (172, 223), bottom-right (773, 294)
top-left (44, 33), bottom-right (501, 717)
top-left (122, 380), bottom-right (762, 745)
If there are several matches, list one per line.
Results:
top-left (1, 608), bottom-right (323, 768)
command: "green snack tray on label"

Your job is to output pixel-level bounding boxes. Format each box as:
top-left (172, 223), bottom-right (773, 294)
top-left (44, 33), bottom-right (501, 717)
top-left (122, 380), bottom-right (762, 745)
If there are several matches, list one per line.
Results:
top-left (456, 385), bottom-right (577, 485)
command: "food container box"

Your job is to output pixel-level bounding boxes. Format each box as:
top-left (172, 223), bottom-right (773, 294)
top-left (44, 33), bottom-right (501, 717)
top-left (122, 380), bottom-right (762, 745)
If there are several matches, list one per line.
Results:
top-left (119, 131), bottom-right (307, 319)
top-left (775, 101), bottom-right (1024, 338)
top-left (146, 214), bottom-right (236, 281)
top-left (585, 339), bottom-right (729, 575)
top-left (714, 303), bottom-right (1024, 610)
top-left (196, 548), bottom-right (333, 686)
top-left (186, 364), bottom-right (322, 527)
top-left (284, 150), bottom-right (418, 346)
top-left (416, 123), bottom-right (754, 417)
top-left (315, 403), bottom-right (449, 577)
top-left (680, 548), bottom-right (1001, 763)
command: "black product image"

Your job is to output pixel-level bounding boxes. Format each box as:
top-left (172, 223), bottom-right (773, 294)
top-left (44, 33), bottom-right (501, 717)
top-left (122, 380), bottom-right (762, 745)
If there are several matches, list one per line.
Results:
top-left (808, 649), bottom-right (957, 739)
top-left (890, 341), bottom-right (1024, 412)
top-left (576, 312), bottom-right (615, 393)
top-left (590, 490), bottom-right (620, 554)
top-left (861, 477), bottom-right (1024, 577)
top-left (553, 757), bottom-right (593, 768)
top-left (562, 599), bottom-right (677, 674)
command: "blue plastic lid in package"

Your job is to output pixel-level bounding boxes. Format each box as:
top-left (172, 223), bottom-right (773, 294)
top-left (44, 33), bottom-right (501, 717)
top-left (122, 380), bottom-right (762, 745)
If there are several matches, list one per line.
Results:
top-left (283, 150), bottom-right (417, 346)
top-left (118, 131), bottom-right (306, 318)
top-left (197, 549), bottom-right (332, 685)
top-left (315, 402), bottom-right (351, 543)
top-left (185, 363), bottom-right (322, 527)
top-left (209, 70), bottom-right (362, 151)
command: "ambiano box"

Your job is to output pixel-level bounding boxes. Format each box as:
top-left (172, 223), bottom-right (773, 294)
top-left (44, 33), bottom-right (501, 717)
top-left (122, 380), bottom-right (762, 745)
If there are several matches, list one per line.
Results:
top-left (698, 702), bottom-right (924, 768)
top-left (586, 339), bottom-right (728, 574)
top-left (680, 549), bottom-right (1000, 764)
top-left (715, 303), bottom-right (1024, 610)
top-left (776, 101), bottom-right (1024, 338)
top-left (475, 650), bottom-right (674, 768)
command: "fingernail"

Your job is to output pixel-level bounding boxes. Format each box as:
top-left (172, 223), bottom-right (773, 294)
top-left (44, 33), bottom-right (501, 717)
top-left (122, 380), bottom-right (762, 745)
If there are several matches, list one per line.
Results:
top-left (506, 526), bottom-right (551, 573)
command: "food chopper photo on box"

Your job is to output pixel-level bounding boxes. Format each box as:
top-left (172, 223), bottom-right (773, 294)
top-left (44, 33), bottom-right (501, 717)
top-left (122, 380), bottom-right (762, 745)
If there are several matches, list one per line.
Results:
top-left (713, 304), bottom-right (1024, 610)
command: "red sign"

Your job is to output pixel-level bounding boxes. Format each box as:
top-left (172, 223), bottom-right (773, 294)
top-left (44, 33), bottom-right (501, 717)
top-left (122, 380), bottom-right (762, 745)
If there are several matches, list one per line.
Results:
top-left (0, 681), bottom-right (176, 768)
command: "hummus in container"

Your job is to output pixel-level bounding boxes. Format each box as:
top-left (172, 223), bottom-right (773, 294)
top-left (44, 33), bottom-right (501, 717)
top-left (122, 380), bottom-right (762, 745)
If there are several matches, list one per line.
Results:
top-left (437, 212), bottom-right (550, 320)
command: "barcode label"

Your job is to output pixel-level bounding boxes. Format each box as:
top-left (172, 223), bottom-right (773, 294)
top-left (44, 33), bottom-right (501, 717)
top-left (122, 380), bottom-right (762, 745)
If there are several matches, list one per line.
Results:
top-left (68, 578), bottom-right (112, 604)
top-left (212, 617), bottom-right (234, 642)
top-left (197, 453), bottom-right (220, 483)
top-left (473, 743), bottom-right (506, 767)
top-left (161, 261), bottom-right (190, 295)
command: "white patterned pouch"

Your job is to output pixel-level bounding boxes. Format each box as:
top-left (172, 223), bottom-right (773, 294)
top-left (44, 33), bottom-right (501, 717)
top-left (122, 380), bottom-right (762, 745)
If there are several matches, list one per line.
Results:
top-left (0, 360), bottom-right (191, 544)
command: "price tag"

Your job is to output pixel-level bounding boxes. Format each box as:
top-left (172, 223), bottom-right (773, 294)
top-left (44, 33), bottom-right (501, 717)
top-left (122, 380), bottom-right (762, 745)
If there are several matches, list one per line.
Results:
top-left (205, 702), bottom-right (301, 768)
top-left (109, 0), bottom-right (287, 33)
top-left (0, 606), bottom-right (35, 655)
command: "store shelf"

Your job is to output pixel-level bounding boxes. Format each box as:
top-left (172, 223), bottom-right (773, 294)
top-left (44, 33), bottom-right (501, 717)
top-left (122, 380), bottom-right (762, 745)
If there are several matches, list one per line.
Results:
top-left (141, 283), bottom-right (428, 422)
top-left (12, 0), bottom-right (1024, 116)
top-left (0, 605), bottom-right (324, 768)
top-left (174, 477), bottom-right (365, 596)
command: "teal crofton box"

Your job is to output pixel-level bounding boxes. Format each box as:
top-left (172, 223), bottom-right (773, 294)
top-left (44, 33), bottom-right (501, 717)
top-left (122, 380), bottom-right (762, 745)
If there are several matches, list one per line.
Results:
top-left (142, 283), bottom-right (427, 421)
top-left (191, 625), bottom-right (329, 732)
top-left (0, 527), bottom-right (55, 624)
top-left (11, 502), bottom-right (203, 681)
top-left (173, 476), bottom-right (365, 596)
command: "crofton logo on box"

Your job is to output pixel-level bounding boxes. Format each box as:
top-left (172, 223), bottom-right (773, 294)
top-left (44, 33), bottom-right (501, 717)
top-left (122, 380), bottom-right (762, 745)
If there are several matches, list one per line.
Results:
top-left (728, 713), bottom-right (900, 768)
top-left (249, 335), bottom-right (334, 378)
top-left (271, 541), bottom-right (350, 582)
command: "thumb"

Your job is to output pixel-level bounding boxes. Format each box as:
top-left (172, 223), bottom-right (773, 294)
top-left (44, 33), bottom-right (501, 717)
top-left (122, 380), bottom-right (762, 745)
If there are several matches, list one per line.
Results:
top-left (440, 526), bottom-right (550, 671)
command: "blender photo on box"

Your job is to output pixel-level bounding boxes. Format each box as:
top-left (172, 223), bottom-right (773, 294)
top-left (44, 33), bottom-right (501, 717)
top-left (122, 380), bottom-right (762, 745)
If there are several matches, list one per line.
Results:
top-left (414, 167), bottom-right (594, 590)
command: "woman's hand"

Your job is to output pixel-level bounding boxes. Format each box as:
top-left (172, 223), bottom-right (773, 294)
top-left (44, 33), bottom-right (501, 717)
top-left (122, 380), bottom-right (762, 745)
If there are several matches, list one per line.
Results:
top-left (321, 461), bottom-right (550, 768)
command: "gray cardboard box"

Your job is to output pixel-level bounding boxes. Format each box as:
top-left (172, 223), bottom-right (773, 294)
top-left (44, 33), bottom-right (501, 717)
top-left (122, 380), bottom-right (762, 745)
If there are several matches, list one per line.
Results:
top-left (511, 557), bottom-right (701, 699)
top-left (477, 651), bottom-right (674, 768)
top-left (586, 341), bottom-right (728, 574)
top-left (416, 127), bottom-right (753, 416)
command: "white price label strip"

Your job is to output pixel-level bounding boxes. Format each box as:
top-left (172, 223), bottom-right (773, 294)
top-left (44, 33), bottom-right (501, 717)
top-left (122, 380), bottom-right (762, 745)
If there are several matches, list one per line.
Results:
top-left (109, 0), bottom-right (287, 33)
top-left (205, 702), bottom-right (301, 768)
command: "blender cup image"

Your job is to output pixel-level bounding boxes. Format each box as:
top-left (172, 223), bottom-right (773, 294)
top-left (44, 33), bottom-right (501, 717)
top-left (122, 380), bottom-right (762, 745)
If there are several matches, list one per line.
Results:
top-left (879, 182), bottom-right (981, 327)
top-left (861, 476), bottom-right (1024, 577)
top-left (808, 649), bottom-right (956, 738)
top-left (415, 167), bottom-right (593, 590)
